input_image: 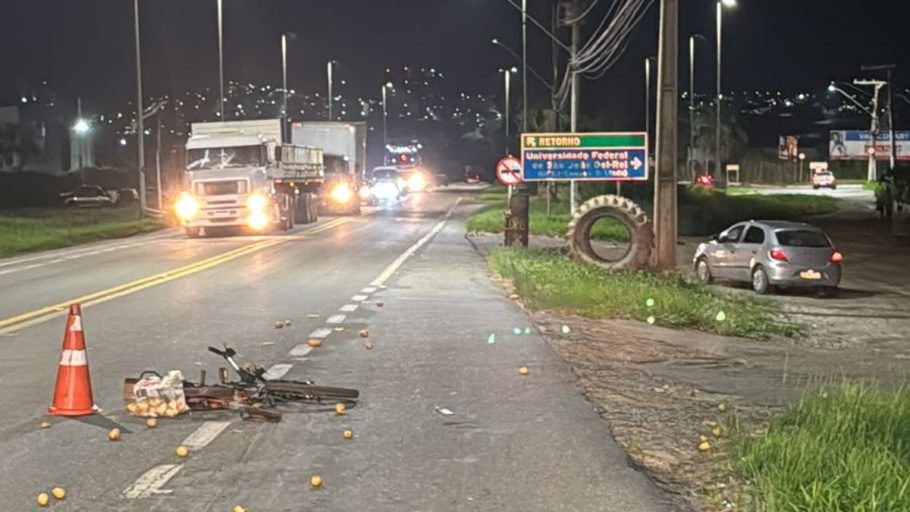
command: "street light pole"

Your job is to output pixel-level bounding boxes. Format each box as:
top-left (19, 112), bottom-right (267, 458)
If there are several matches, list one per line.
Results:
top-left (327, 61), bottom-right (334, 121)
top-left (855, 79), bottom-right (886, 181)
top-left (281, 33), bottom-right (288, 140)
top-left (133, 0), bottom-right (146, 217)
top-left (715, 0), bottom-right (736, 188)
top-left (645, 57), bottom-right (652, 146)
top-left (521, 0), bottom-right (528, 133)
top-left (569, 0), bottom-right (581, 211)
top-left (688, 34), bottom-right (703, 182)
top-left (381, 83), bottom-right (390, 148)
top-left (654, 0), bottom-right (679, 271)
top-left (504, 70), bottom-right (512, 140)
top-left (216, 0), bottom-right (225, 120)
top-left (862, 64), bottom-right (897, 170)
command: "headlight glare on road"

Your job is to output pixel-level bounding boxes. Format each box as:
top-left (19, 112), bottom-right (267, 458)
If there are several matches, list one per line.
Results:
top-left (174, 192), bottom-right (199, 220)
top-left (407, 172), bottom-right (427, 192)
top-left (247, 211), bottom-right (269, 231)
top-left (330, 183), bottom-right (354, 204)
top-left (359, 185), bottom-right (371, 199)
top-left (246, 192), bottom-right (269, 213)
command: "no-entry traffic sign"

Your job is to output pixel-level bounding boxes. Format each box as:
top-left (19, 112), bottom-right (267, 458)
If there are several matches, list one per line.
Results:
top-left (496, 157), bottom-right (523, 187)
top-left (520, 132), bottom-right (649, 182)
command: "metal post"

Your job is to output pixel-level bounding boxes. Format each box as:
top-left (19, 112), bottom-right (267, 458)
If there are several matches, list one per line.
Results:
top-left (133, 0), bottom-right (146, 217)
top-left (569, 0), bottom-right (581, 212)
top-left (281, 33), bottom-right (288, 141)
top-left (645, 58), bottom-right (651, 147)
top-left (327, 61), bottom-right (334, 121)
top-left (381, 85), bottom-right (388, 147)
top-left (505, 70), bottom-right (511, 139)
top-left (654, 0), bottom-right (679, 271)
top-left (216, 0), bottom-right (225, 120)
top-left (521, 0), bottom-right (528, 133)
top-left (155, 112), bottom-right (162, 210)
top-left (715, 0), bottom-right (724, 188)
top-left (888, 68), bottom-right (896, 169)
top-left (689, 35), bottom-right (696, 182)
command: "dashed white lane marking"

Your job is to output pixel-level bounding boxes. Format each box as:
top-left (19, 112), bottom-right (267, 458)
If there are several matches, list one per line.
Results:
top-left (351, 294), bottom-right (369, 302)
top-left (263, 363), bottom-right (293, 380)
top-left (370, 198), bottom-right (460, 287)
top-left (339, 304), bottom-right (358, 312)
top-left (180, 421), bottom-right (231, 451)
top-left (124, 464), bottom-right (182, 498)
top-left (308, 327), bottom-right (333, 339)
top-left (361, 286), bottom-right (377, 294)
top-left (290, 344), bottom-right (313, 357)
top-left (325, 314), bottom-right (346, 324)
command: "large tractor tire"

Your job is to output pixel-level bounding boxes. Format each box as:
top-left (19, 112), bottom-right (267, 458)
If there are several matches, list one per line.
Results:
top-left (566, 195), bottom-right (653, 271)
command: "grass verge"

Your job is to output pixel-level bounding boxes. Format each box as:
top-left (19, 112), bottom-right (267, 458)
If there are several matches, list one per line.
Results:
top-left (488, 247), bottom-right (801, 339)
top-left (0, 206), bottom-right (166, 258)
top-left (734, 384), bottom-right (910, 511)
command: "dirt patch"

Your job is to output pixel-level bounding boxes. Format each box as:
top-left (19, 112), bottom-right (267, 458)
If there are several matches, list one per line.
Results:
top-left (528, 313), bottom-right (910, 511)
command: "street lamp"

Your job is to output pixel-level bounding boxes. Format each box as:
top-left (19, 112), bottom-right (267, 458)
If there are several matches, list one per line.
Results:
top-left (492, 38), bottom-right (553, 91)
top-left (281, 33), bottom-right (289, 139)
top-left (715, 0), bottom-right (737, 188)
top-left (689, 34), bottom-right (706, 181)
top-left (500, 67), bottom-right (518, 140)
top-left (327, 60), bottom-right (338, 121)
top-left (73, 119), bottom-right (90, 135)
top-left (381, 82), bottom-right (393, 147)
top-left (133, 0), bottom-right (147, 216)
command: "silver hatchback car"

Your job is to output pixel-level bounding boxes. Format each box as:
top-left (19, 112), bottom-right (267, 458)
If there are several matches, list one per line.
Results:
top-left (693, 220), bottom-right (843, 295)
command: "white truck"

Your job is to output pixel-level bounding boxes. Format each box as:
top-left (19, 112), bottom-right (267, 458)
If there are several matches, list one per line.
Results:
top-left (291, 122), bottom-right (367, 215)
top-left (175, 119), bottom-right (324, 237)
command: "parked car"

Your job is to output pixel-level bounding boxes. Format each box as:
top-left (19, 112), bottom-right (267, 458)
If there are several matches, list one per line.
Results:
top-left (694, 220), bottom-right (842, 296)
top-left (811, 170), bottom-right (837, 189)
top-left (118, 188), bottom-right (140, 204)
top-left (60, 185), bottom-right (120, 208)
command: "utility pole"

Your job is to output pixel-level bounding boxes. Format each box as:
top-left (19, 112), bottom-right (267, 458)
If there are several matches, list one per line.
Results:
top-left (862, 64), bottom-right (897, 169)
top-left (653, 0), bottom-right (678, 271)
top-left (715, 1), bottom-right (722, 188)
top-left (281, 33), bottom-right (288, 141)
top-left (855, 79), bottom-right (886, 181)
top-left (133, 0), bottom-right (146, 217)
top-left (327, 61), bottom-right (334, 121)
top-left (216, 0), bottom-right (225, 120)
top-left (568, 0), bottom-right (582, 211)
top-left (521, 0), bottom-right (528, 133)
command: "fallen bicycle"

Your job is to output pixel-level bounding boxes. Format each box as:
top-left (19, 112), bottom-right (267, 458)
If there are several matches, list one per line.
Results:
top-left (123, 345), bottom-right (359, 422)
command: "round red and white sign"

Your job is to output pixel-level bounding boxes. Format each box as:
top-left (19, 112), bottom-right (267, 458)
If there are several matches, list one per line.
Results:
top-left (495, 157), bottom-right (523, 187)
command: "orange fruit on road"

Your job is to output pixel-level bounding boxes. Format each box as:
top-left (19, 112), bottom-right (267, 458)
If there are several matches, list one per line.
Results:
top-left (39, 421), bottom-right (51, 429)
top-left (358, 329), bottom-right (369, 338)
top-left (698, 441), bottom-right (711, 452)
top-left (310, 475), bottom-right (323, 488)
top-left (37, 493), bottom-right (49, 507)
top-left (335, 403), bottom-right (346, 416)
top-left (233, 507), bottom-right (247, 512)
top-left (146, 418), bottom-right (157, 429)
top-left (108, 428), bottom-right (121, 441)
top-left (308, 338), bottom-right (323, 348)
top-left (365, 342), bottom-right (374, 350)
top-left (343, 430), bottom-right (353, 440)
top-left (52, 488), bottom-right (65, 500)
top-left (518, 367), bottom-right (530, 376)
top-left (176, 446), bottom-right (189, 458)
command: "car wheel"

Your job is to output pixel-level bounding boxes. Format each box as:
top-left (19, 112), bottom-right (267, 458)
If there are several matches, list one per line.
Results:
top-left (751, 266), bottom-right (771, 294)
top-left (695, 257), bottom-right (713, 284)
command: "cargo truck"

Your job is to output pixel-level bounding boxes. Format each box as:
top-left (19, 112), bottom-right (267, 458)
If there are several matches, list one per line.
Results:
top-left (291, 122), bottom-right (366, 215)
top-left (174, 119), bottom-right (324, 237)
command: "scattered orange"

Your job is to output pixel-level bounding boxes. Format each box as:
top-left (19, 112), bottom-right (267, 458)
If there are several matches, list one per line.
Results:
top-left (108, 428), bottom-right (121, 441)
top-left (308, 338), bottom-right (323, 348)
top-left (365, 342), bottom-right (374, 350)
top-left (335, 403), bottom-right (346, 416)
top-left (358, 329), bottom-right (369, 338)
top-left (343, 430), bottom-right (353, 440)
top-left (37, 493), bottom-right (49, 507)
top-left (518, 367), bottom-right (530, 376)
top-left (310, 475), bottom-right (323, 488)
top-left (146, 418), bottom-right (157, 429)
top-left (51, 488), bottom-right (65, 500)
top-left (176, 446), bottom-right (189, 458)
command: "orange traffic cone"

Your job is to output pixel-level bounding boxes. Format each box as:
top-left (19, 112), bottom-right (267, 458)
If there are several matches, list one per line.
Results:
top-left (48, 304), bottom-right (98, 416)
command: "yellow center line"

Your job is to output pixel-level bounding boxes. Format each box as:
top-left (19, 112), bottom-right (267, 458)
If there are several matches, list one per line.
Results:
top-left (0, 215), bottom-right (359, 334)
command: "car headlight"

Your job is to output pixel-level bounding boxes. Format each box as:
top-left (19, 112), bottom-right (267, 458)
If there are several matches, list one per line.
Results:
top-left (174, 192), bottom-right (199, 220)
top-left (407, 173), bottom-right (427, 192)
top-left (359, 185), bottom-right (372, 199)
top-left (246, 192), bottom-right (269, 212)
top-left (329, 183), bottom-right (354, 204)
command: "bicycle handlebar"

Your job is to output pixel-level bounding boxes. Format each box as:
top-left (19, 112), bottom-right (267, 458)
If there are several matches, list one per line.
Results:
top-left (208, 346), bottom-right (226, 357)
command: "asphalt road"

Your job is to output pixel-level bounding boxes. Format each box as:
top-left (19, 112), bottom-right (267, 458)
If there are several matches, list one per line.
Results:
top-left (0, 187), bottom-right (672, 511)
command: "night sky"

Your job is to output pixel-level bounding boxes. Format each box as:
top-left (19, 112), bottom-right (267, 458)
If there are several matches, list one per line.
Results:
top-left (2, 0), bottom-right (909, 123)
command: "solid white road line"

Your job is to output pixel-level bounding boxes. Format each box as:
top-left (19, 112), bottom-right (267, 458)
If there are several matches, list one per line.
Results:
top-left (370, 199), bottom-right (460, 287)
top-left (339, 304), bottom-right (359, 312)
top-left (180, 421), bottom-right (232, 451)
top-left (308, 327), bottom-right (333, 339)
top-left (325, 314), bottom-right (346, 324)
top-left (290, 344), bottom-right (313, 357)
top-left (360, 286), bottom-right (377, 294)
top-left (350, 294), bottom-right (369, 302)
top-left (263, 363), bottom-right (293, 380)
top-left (124, 464), bottom-right (182, 499)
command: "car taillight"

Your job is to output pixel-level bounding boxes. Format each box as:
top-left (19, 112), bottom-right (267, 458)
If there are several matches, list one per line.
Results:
top-left (831, 251), bottom-right (843, 263)
top-left (769, 248), bottom-right (788, 261)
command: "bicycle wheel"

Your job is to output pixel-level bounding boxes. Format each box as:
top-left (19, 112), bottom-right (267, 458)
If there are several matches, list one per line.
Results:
top-left (264, 380), bottom-right (359, 402)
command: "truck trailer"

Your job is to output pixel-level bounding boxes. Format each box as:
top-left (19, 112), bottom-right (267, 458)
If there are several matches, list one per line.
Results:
top-left (291, 122), bottom-right (366, 215)
top-left (174, 119), bottom-right (324, 237)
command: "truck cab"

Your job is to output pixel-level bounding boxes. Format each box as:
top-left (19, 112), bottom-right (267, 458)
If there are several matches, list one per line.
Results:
top-left (175, 120), bottom-right (324, 237)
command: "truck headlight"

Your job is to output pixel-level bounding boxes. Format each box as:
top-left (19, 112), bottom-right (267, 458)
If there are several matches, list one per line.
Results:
top-left (174, 192), bottom-right (199, 220)
top-left (247, 211), bottom-right (269, 231)
top-left (407, 172), bottom-right (427, 192)
top-left (246, 192), bottom-right (269, 212)
top-left (330, 183), bottom-right (354, 204)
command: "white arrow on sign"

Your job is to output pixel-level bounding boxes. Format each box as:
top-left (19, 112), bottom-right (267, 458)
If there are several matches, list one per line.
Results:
top-left (631, 156), bottom-right (643, 171)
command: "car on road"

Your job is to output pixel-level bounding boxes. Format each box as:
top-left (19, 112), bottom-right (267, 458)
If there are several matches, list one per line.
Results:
top-left (60, 185), bottom-right (122, 208)
top-left (811, 170), bottom-right (837, 189)
top-left (362, 167), bottom-right (406, 205)
top-left (694, 220), bottom-right (842, 295)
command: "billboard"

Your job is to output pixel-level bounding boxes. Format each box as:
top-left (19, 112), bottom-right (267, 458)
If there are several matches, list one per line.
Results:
top-left (829, 131), bottom-right (910, 161)
top-left (778, 136), bottom-right (799, 160)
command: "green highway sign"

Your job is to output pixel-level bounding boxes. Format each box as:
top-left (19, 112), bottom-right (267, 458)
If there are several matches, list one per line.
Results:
top-left (521, 132), bottom-right (650, 182)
